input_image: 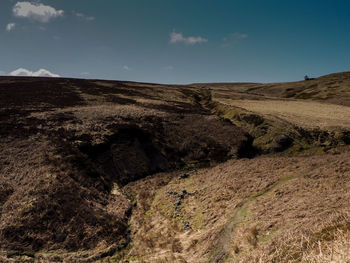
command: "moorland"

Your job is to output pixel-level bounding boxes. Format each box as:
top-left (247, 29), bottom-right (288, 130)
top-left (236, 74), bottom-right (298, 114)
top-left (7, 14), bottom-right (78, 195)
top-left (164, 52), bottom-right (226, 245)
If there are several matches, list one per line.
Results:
top-left (1, 72), bottom-right (350, 262)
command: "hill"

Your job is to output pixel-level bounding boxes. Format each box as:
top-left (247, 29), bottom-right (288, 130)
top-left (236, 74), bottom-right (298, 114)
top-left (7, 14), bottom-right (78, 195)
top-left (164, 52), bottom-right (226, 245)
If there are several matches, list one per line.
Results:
top-left (193, 71), bottom-right (350, 106)
top-left (0, 72), bottom-right (350, 262)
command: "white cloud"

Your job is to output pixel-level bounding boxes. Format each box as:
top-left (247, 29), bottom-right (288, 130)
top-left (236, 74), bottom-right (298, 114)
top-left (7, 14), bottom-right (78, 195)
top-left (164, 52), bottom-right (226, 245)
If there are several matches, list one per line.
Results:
top-left (6, 23), bottom-right (16, 31)
top-left (74, 12), bottom-right (95, 21)
top-left (164, 65), bottom-right (174, 70)
top-left (122, 65), bottom-right (131, 71)
top-left (13, 2), bottom-right (64, 23)
top-left (80, 72), bottom-right (89, 76)
top-left (10, 68), bottom-right (60, 77)
top-left (170, 31), bottom-right (208, 45)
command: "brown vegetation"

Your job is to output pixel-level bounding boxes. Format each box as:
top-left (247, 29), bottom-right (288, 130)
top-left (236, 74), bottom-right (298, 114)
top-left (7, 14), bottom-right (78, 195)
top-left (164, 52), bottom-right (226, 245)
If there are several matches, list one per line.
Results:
top-left (1, 72), bottom-right (350, 262)
top-left (0, 76), bottom-right (251, 262)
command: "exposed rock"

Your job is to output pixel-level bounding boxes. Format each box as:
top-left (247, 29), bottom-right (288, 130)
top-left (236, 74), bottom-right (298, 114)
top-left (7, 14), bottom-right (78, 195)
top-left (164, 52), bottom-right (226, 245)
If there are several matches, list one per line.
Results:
top-left (166, 188), bottom-right (177, 195)
top-left (182, 221), bottom-right (191, 230)
top-left (180, 189), bottom-right (187, 197)
top-left (168, 189), bottom-right (193, 216)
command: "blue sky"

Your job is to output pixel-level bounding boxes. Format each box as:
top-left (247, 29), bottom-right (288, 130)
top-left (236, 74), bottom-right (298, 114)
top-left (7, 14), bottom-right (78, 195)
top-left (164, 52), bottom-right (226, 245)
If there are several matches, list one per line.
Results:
top-left (1, 0), bottom-right (350, 84)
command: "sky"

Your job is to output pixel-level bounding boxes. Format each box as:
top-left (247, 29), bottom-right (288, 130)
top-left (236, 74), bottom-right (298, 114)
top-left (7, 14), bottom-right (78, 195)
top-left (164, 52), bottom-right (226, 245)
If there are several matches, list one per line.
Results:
top-left (1, 0), bottom-right (350, 84)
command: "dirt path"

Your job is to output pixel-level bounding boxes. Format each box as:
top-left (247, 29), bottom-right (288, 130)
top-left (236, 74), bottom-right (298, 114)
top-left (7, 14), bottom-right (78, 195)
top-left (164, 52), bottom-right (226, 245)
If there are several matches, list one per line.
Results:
top-left (208, 159), bottom-right (334, 263)
top-left (209, 175), bottom-right (295, 263)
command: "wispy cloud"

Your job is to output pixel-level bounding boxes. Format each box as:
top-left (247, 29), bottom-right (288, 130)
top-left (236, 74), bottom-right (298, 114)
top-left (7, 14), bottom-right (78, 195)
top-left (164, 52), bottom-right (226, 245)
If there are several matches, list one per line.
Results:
top-left (80, 72), bottom-right (90, 76)
top-left (170, 31), bottom-right (208, 45)
top-left (73, 11), bottom-right (95, 21)
top-left (0, 70), bottom-right (6, 75)
top-left (10, 68), bottom-right (60, 77)
top-left (13, 2), bottom-right (64, 23)
top-left (6, 23), bottom-right (16, 31)
top-left (164, 65), bottom-right (174, 70)
top-left (222, 32), bottom-right (248, 47)
top-left (233, 32), bottom-right (248, 39)
top-left (122, 65), bottom-right (131, 71)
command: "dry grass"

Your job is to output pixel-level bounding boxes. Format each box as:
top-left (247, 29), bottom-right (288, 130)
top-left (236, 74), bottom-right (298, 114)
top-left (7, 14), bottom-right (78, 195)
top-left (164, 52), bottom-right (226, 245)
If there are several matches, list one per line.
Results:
top-left (194, 71), bottom-right (350, 106)
top-left (119, 147), bottom-right (350, 262)
top-left (29, 104), bottom-right (168, 145)
top-left (248, 212), bottom-right (350, 263)
top-left (0, 76), bottom-right (251, 261)
top-left (2, 74), bottom-right (350, 262)
top-left (218, 98), bottom-right (350, 130)
top-left (302, 228), bottom-right (350, 262)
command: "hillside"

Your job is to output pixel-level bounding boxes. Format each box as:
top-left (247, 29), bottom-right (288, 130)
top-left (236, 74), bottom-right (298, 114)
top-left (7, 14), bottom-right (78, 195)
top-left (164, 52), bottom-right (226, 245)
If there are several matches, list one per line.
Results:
top-left (193, 71), bottom-right (350, 106)
top-left (0, 72), bottom-right (350, 262)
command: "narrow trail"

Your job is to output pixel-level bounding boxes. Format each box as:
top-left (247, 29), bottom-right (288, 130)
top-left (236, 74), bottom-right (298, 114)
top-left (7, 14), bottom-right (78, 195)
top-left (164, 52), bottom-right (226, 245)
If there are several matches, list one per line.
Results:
top-left (199, 88), bottom-right (288, 262)
top-left (208, 157), bottom-right (334, 263)
top-left (196, 88), bottom-right (335, 262)
top-left (209, 175), bottom-right (296, 263)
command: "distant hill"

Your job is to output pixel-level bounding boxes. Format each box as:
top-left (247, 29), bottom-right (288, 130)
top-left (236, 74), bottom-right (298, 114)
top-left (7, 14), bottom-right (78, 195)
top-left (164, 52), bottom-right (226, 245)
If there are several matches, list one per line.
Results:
top-left (192, 71), bottom-right (350, 106)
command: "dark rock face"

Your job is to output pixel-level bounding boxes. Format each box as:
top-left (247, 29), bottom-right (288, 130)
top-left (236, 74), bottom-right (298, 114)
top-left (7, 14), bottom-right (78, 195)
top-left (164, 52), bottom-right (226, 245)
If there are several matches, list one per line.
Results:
top-left (237, 113), bottom-right (265, 127)
top-left (160, 114), bottom-right (255, 162)
top-left (80, 127), bottom-right (169, 186)
top-left (271, 135), bottom-right (293, 152)
top-left (340, 131), bottom-right (350, 144)
top-left (80, 114), bottom-right (254, 186)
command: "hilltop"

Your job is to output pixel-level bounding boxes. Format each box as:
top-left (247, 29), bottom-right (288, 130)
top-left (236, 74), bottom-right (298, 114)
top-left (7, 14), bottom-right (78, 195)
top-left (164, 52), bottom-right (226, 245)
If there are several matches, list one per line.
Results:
top-left (0, 72), bottom-right (350, 262)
